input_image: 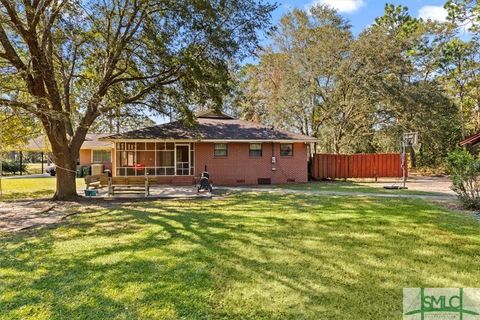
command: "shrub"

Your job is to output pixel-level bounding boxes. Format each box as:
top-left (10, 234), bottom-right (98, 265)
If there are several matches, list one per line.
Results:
top-left (445, 150), bottom-right (480, 210)
top-left (1, 160), bottom-right (26, 175)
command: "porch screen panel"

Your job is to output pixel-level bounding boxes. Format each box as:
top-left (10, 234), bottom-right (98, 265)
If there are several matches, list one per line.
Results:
top-left (176, 146), bottom-right (190, 176)
top-left (156, 142), bottom-right (175, 176)
top-left (115, 142), bottom-right (193, 176)
top-left (116, 149), bottom-right (135, 176)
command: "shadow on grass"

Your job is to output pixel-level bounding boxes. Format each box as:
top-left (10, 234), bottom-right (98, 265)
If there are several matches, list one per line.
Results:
top-left (0, 193), bottom-right (479, 319)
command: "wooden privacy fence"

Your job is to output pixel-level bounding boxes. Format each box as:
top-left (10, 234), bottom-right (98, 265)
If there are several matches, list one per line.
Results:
top-left (311, 153), bottom-right (406, 179)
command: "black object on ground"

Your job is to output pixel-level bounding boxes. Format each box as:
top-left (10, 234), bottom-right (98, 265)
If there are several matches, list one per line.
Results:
top-left (198, 170), bottom-right (213, 193)
top-left (384, 185), bottom-right (408, 190)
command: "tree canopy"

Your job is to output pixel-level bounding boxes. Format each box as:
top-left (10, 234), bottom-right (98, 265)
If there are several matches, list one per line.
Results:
top-left (0, 0), bottom-right (275, 199)
top-left (232, 2), bottom-right (477, 167)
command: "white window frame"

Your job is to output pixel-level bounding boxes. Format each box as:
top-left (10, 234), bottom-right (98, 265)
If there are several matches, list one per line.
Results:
top-left (91, 149), bottom-right (112, 163)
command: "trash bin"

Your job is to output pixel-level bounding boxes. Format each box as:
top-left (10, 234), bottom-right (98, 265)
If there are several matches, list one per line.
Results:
top-left (76, 166), bottom-right (83, 178)
top-left (84, 189), bottom-right (97, 196)
top-left (82, 166), bottom-right (91, 177)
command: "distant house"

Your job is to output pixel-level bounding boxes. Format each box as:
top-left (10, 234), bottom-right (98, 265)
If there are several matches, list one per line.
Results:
top-left (460, 132), bottom-right (480, 154)
top-left (20, 134), bottom-right (114, 171)
top-left (101, 110), bottom-right (317, 185)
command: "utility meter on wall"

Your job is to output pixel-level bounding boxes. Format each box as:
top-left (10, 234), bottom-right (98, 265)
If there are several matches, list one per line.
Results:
top-left (271, 156), bottom-right (276, 164)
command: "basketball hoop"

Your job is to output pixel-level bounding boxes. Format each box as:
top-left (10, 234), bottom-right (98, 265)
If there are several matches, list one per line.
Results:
top-left (402, 132), bottom-right (418, 148)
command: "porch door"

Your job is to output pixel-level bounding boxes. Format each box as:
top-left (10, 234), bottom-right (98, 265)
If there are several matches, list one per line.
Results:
top-left (175, 145), bottom-right (190, 175)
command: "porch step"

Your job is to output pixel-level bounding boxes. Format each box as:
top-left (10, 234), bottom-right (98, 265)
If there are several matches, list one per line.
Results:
top-left (111, 185), bottom-right (149, 195)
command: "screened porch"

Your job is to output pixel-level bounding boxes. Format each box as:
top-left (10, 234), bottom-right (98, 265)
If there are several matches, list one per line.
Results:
top-left (115, 142), bottom-right (195, 177)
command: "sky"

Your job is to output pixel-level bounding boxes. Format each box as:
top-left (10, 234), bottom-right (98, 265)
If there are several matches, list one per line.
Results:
top-left (274, 0), bottom-right (450, 35)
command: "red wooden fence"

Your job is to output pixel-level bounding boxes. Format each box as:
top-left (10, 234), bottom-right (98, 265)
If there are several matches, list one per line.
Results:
top-left (311, 153), bottom-right (406, 179)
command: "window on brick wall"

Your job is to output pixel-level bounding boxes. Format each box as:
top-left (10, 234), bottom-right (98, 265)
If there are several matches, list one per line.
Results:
top-left (249, 143), bottom-right (262, 157)
top-left (214, 143), bottom-right (228, 157)
top-left (280, 143), bottom-right (293, 157)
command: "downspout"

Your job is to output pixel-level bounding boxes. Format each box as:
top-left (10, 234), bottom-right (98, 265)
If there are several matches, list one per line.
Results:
top-left (271, 142), bottom-right (276, 180)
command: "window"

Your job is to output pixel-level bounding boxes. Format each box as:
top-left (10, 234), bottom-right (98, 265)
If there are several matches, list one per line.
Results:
top-left (249, 143), bottom-right (262, 157)
top-left (93, 150), bottom-right (111, 163)
top-left (214, 143), bottom-right (228, 157)
top-left (280, 143), bottom-right (293, 156)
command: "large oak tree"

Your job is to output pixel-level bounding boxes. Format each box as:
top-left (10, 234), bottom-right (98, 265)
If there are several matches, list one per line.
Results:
top-left (0, 0), bottom-right (274, 200)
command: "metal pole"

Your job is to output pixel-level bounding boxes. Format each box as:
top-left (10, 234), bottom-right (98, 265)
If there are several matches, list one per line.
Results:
top-left (402, 141), bottom-right (406, 189)
top-left (19, 151), bottom-right (23, 176)
top-left (0, 122), bottom-right (2, 196)
top-left (41, 152), bottom-right (44, 173)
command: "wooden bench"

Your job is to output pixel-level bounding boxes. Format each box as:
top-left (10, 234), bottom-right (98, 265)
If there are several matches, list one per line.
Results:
top-left (108, 176), bottom-right (155, 197)
top-left (85, 174), bottom-right (108, 189)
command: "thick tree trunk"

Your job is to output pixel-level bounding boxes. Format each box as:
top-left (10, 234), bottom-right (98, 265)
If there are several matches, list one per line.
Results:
top-left (45, 123), bottom-right (83, 201)
top-left (53, 154), bottom-right (78, 200)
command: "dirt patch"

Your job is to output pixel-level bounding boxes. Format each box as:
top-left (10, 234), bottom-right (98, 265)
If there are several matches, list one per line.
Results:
top-left (0, 200), bottom-right (111, 233)
top-left (0, 195), bottom-right (224, 233)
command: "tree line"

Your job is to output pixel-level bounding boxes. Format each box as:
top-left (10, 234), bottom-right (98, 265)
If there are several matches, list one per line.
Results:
top-left (230, 1), bottom-right (480, 168)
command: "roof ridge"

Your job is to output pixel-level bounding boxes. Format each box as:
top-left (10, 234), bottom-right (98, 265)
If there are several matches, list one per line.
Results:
top-left (196, 109), bottom-right (234, 119)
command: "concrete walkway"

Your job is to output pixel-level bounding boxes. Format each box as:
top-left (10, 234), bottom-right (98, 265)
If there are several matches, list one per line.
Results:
top-left (1, 173), bottom-right (51, 179)
top-left (85, 185), bottom-right (212, 200)
top-left (221, 186), bottom-right (456, 201)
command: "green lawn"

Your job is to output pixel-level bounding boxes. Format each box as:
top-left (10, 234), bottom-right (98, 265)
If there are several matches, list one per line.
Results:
top-left (0, 177), bottom-right (85, 200)
top-left (1, 193), bottom-right (479, 319)
top-left (25, 163), bottom-right (45, 174)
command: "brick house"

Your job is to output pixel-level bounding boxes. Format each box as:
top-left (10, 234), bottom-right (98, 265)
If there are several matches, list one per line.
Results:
top-left (101, 110), bottom-right (317, 185)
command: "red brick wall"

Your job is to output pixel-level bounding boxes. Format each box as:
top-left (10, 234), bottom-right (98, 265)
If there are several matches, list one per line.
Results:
top-left (195, 142), bottom-right (308, 185)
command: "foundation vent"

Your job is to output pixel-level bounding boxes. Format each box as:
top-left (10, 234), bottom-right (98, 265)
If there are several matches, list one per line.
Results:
top-left (258, 178), bottom-right (271, 185)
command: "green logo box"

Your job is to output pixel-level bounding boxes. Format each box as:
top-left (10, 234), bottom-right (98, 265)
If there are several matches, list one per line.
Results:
top-left (404, 288), bottom-right (480, 320)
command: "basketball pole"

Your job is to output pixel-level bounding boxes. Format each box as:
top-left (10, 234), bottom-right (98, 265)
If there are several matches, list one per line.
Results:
top-left (0, 120), bottom-right (3, 197)
top-left (402, 140), bottom-right (406, 189)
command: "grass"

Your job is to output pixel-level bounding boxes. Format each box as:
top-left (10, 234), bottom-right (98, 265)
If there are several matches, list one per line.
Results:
top-left (25, 163), bottom-right (45, 174)
top-left (0, 177), bottom-right (85, 200)
top-left (276, 181), bottom-right (446, 196)
top-left (0, 192), bottom-right (479, 319)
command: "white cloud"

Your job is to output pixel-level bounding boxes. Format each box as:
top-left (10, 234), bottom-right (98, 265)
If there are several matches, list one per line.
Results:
top-left (418, 5), bottom-right (448, 22)
top-left (308, 0), bottom-right (365, 14)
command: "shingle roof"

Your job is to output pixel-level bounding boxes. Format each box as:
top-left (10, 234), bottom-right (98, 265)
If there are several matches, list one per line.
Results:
top-left (460, 132), bottom-right (480, 146)
top-left (103, 111), bottom-right (317, 142)
top-left (10, 134), bottom-right (112, 151)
